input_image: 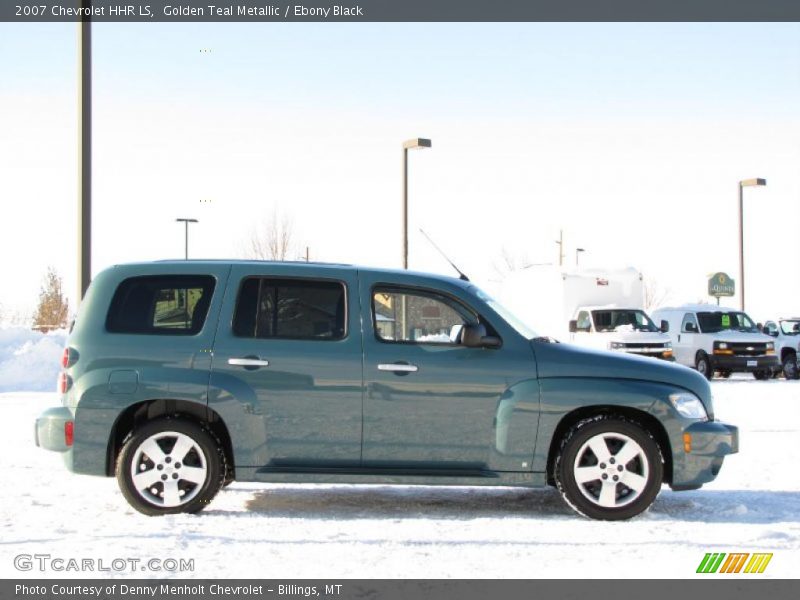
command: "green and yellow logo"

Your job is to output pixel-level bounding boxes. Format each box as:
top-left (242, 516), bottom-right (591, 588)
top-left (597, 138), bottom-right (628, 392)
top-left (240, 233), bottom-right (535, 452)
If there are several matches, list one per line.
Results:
top-left (696, 552), bottom-right (772, 574)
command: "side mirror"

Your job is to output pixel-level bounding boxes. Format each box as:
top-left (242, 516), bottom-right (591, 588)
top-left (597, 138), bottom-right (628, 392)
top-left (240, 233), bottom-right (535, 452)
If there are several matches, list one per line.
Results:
top-left (660, 320), bottom-right (669, 333)
top-left (461, 323), bottom-right (501, 349)
top-left (757, 322), bottom-right (763, 330)
top-left (568, 320), bottom-right (578, 333)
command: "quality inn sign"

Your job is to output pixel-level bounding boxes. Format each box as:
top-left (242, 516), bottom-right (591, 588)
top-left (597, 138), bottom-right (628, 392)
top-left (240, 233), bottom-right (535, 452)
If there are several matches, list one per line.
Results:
top-left (708, 272), bottom-right (735, 298)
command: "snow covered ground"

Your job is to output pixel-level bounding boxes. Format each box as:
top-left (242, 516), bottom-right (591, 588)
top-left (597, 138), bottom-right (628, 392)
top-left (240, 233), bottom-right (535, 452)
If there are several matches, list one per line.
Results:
top-left (0, 376), bottom-right (797, 579)
top-left (0, 328), bottom-right (66, 393)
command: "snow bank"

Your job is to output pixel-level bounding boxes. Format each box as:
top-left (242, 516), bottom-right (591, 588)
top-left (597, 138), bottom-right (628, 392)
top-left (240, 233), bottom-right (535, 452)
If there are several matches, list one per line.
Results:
top-left (0, 327), bottom-right (66, 393)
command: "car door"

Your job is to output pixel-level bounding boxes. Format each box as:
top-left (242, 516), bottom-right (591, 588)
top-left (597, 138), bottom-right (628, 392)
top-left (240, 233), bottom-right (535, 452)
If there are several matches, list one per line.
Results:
top-left (675, 312), bottom-right (699, 366)
top-left (360, 273), bottom-right (540, 472)
top-left (209, 265), bottom-right (363, 468)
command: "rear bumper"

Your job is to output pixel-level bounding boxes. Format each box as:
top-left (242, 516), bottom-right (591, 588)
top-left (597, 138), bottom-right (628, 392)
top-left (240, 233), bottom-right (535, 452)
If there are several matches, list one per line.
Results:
top-left (670, 420), bottom-right (739, 491)
top-left (710, 354), bottom-right (779, 372)
top-left (35, 406), bottom-right (73, 453)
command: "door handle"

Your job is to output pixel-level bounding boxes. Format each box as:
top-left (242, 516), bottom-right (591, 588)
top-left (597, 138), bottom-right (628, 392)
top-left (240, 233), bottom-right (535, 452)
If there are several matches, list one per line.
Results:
top-left (228, 357), bottom-right (270, 367)
top-left (378, 363), bottom-right (418, 373)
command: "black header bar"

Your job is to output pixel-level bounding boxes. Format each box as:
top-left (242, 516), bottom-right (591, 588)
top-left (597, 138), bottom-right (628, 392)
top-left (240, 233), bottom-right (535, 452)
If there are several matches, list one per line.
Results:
top-left (4, 0), bottom-right (800, 23)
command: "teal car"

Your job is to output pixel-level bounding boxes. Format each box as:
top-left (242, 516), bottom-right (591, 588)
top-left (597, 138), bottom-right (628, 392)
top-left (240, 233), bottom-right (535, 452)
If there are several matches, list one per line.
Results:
top-left (35, 261), bottom-right (738, 520)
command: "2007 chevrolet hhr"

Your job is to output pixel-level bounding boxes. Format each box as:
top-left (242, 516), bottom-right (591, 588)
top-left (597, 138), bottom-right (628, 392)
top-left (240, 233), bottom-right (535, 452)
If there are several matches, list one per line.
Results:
top-left (36, 261), bottom-right (738, 519)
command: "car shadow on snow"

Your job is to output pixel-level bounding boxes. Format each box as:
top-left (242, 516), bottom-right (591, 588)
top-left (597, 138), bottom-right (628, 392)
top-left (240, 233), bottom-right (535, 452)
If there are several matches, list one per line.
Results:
top-left (211, 485), bottom-right (800, 523)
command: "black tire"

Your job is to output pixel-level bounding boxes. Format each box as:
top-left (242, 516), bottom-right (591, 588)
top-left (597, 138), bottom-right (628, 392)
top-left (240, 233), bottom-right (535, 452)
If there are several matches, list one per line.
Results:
top-left (116, 417), bottom-right (226, 516)
top-left (696, 352), bottom-right (714, 380)
top-left (555, 416), bottom-right (664, 521)
top-left (753, 370), bottom-right (769, 381)
top-left (783, 353), bottom-right (799, 380)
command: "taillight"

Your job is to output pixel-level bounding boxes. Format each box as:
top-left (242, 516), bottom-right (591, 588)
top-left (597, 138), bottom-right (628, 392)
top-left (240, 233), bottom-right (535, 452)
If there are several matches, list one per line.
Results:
top-left (58, 372), bottom-right (70, 394)
top-left (64, 421), bottom-right (74, 447)
top-left (61, 347), bottom-right (77, 368)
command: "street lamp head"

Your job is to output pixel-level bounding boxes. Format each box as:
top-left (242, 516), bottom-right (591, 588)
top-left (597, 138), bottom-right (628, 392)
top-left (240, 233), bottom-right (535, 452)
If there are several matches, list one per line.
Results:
top-left (403, 138), bottom-right (432, 150)
top-left (576, 248), bottom-right (585, 253)
top-left (739, 178), bottom-right (766, 187)
top-left (176, 218), bottom-right (199, 223)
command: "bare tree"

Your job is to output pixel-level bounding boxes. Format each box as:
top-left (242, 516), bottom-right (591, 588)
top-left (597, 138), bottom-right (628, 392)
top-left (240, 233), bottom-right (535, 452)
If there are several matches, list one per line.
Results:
top-left (643, 276), bottom-right (671, 311)
top-left (32, 266), bottom-right (69, 332)
top-left (491, 246), bottom-right (531, 279)
top-left (246, 210), bottom-right (295, 261)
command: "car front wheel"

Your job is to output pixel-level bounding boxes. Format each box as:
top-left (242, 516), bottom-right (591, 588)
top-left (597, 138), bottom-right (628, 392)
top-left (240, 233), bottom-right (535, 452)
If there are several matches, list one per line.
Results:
top-left (555, 416), bottom-right (664, 520)
top-left (116, 418), bottom-right (225, 516)
top-left (783, 354), bottom-right (799, 380)
top-left (696, 353), bottom-right (713, 380)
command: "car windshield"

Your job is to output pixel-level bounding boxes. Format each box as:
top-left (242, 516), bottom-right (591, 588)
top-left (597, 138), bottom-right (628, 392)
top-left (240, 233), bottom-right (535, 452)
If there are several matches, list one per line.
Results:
top-left (697, 311), bottom-right (758, 333)
top-left (468, 285), bottom-right (538, 339)
top-left (781, 320), bottom-right (800, 335)
top-left (591, 309), bottom-right (659, 332)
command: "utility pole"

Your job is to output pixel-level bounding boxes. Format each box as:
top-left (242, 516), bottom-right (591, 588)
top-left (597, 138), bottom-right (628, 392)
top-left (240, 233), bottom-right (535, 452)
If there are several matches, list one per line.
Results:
top-left (555, 229), bottom-right (564, 267)
top-left (77, 18), bottom-right (92, 304)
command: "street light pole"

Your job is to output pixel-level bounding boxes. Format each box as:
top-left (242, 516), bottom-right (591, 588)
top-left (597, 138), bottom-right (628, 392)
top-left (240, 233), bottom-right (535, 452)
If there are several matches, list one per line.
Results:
top-left (576, 247), bottom-right (585, 266)
top-left (738, 178), bottom-right (766, 311)
top-left (402, 138), bottom-right (432, 269)
top-left (175, 218), bottom-right (198, 260)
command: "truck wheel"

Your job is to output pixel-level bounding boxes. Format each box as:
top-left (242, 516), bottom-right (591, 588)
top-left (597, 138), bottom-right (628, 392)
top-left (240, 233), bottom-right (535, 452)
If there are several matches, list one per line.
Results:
top-left (696, 353), bottom-right (713, 380)
top-left (783, 354), bottom-right (799, 380)
top-left (753, 370), bottom-right (769, 381)
top-left (555, 416), bottom-right (663, 520)
top-left (116, 418), bottom-right (225, 516)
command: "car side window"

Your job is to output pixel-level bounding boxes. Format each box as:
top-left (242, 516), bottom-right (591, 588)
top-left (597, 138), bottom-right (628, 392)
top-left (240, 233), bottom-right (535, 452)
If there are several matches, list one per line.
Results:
top-left (576, 310), bottom-right (592, 332)
top-left (681, 312), bottom-right (699, 333)
top-left (372, 288), bottom-right (475, 344)
top-left (106, 275), bottom-right (216, 335)
top-left (232, 277), bottom-right (346, 340)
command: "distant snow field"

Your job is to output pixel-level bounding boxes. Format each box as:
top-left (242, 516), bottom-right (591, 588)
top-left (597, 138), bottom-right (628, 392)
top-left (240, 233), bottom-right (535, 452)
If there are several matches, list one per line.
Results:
top-left (0, 327), bottom-right (66, 393)
top-left (0, 377), bottom-right (797, 579)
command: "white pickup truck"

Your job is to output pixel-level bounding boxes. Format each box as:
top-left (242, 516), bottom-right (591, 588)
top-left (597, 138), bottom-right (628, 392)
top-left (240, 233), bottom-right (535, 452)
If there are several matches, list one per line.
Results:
top-left (494, 266), bottom-right (674, 360)
top-left (761, 318), bottom-right (800, 379)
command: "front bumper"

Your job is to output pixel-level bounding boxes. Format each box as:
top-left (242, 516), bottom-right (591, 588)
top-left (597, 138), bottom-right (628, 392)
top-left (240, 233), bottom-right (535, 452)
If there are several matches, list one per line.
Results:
top-left (618, 348), bottom-right (675, 361)
top-left (35, 406), bottom-right (74, 453)
top-left (670, 420), bottom-right (739, 490)
top-left (710, 354), bottom-right (779, 372)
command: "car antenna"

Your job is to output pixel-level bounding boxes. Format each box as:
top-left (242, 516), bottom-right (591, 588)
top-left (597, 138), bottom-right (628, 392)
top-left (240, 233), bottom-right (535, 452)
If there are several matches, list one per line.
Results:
top-left (419, 228), bottom-right (470, 281)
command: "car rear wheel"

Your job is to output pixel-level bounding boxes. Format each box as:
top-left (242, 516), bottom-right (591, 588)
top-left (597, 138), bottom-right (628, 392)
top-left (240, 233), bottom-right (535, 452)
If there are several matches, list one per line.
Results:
top-left (555, 416), bottom-right (663, 520)
top-left (696, 353), bottom-right (713, 380)
top-left (116, 418), bottom-right (225, 516)
top-left (753, 370), bottom-right (770, 380)
top-left (783, 354), bottom-right (799, 380)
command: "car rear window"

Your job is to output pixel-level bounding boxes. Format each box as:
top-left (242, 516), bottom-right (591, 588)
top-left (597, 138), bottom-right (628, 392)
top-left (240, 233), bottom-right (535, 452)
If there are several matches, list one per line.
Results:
top-left (106, 275), bottom-right (216, 335)
top-left (232, 278), bottom-right (346, 340)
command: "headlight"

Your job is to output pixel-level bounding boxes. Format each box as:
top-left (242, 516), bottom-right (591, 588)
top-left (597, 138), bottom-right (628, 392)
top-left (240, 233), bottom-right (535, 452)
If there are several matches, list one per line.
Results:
top-left (668, 392), bottom-right (708, 420)
top-left (608, 342), bottom-right (624, 350)
top-left (766, 342), bottom-right (774, 351)
top-left (718, 343), bottom-right (728, 350)
top-left (664, 342), bottom-right (672, 349)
